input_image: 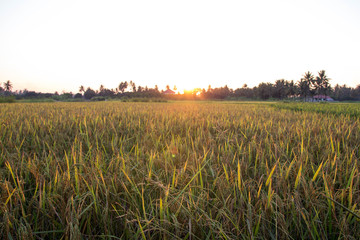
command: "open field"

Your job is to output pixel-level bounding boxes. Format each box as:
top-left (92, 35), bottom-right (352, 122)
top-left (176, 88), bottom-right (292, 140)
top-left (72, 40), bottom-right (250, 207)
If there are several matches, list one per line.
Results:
top-left (0, 102), bottom-right (359, 239)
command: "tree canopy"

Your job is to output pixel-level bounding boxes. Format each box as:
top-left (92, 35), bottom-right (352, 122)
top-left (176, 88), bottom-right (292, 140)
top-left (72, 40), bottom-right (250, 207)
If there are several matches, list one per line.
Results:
top-left (2, 71), bottom-right (360, 101)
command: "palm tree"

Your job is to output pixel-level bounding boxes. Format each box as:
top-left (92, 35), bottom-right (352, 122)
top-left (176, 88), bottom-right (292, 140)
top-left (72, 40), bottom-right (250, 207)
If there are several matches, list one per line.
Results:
top-left (273, 79), bottom-right (286, 99)
top-left (129, 81), bottom-right (136, 92)
top-left (314, 70), bottom-right (331, 96)
top-left (287, 80), bottom-right (297, 100)
top-left (3, 80), bottom-right (13, 92)
top-left (79, 85), bottom-right (85, 93)
top-left (298, 72), bottom-right (313, 101)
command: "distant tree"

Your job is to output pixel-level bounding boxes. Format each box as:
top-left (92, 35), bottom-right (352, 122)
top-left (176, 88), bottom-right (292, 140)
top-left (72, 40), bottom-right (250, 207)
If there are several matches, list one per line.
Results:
top-left (332, 84), bottom-right (353, 101)
top-left (210, 85), bottom-right (231, 99)
top-left (256, 82), bottom-right (273, 100)
top-left (224, 85), bottom-right (232, 95)
top-left (74, 93), bottom-right (83, 98)
top-left (118, 81), bottom-right (128, 93)
top-left (3, 80), bottom-right (13, 93)
top-left (130, 81), bottom-right (136, 92)
top-left (79, 85), bottom-right (85, 93)
top-left (234, 84), bottom-right (254, 99)
top-left (105, 89), bottom-right (115, 97)
top-left (61, 92), bottom-right (73, 99)
top-left (298, 71), bottom-right (313, 101)
top-left (192, 88), bottom-right (202, 96)
top-left (21, 91), bottom-right (38, 98)
top-left (173, 85), bottom-right (177, 91)
top-left (287, 80), bottom-right (297, 99)
top-left (332, 84), bottom-right (340, 100)
top-left (202, 85), bottom-right (213, 99)
top-left (84, 87), bottom-right (96, 100)
top-left (234, 84), bottom-right (254, 98)
top-left (313, 70), bottom-right (331, 96)
top-left (273, 79), bottom-right (287, 99)
top-left (99, 85), bottom-right (105, 93)
top-left (200, 88), bottom-right (206, 97)
top-left (351, 85), bottom-right (360, 100)
top-left (166, 85), bottom-right (170, 90)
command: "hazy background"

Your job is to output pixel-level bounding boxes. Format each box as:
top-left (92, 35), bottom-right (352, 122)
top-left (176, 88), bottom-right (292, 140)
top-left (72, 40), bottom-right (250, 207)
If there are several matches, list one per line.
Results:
top-left (0, 0), bottom-right (359, 93)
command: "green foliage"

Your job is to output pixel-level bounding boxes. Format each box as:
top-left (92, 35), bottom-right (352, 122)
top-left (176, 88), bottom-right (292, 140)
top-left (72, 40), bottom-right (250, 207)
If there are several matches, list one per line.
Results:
top-left (90, 96), bottom-right (106, 101)
top-left (62, 98), bottom-right (85, 102)
top-left (0, 102), bottom-right (359, 239)
top-left (0, 96), bottom-right (15, 103)
top-left (74, 93), bottom-right (83, 99)
top-left (84, 88), bottom-right (96, 100)
top-left (17, 98), bottom-right (56, 103)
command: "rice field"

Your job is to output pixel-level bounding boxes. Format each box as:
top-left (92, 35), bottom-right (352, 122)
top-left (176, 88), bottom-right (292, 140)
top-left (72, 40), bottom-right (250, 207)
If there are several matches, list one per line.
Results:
top-left (275, 102), bottom-right (360, 118)
top-left (0, 101), bottom-right (359, 239)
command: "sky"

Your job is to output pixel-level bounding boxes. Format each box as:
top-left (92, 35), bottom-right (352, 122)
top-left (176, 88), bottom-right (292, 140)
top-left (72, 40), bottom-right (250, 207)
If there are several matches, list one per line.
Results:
top-left (0, 0), bottom-right (359, 93)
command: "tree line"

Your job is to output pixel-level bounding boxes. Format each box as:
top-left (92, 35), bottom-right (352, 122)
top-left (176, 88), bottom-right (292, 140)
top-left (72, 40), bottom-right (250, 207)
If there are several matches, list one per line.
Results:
top-left (1, 70), bottom-right (360, 101)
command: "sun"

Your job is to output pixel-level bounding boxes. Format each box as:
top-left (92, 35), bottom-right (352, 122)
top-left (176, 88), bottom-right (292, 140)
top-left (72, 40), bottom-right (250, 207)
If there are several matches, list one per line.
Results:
top-left (174, 87), bottom-right (186, 94)
top-left (173, 83), bottom-right (201, 94)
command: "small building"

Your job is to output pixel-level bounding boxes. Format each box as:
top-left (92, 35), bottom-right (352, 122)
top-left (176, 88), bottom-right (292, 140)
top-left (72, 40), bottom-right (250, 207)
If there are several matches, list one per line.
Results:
top-left (312, 95), bottom-right (334, 102)
top-left (162, 89), bottom-right (175, 95)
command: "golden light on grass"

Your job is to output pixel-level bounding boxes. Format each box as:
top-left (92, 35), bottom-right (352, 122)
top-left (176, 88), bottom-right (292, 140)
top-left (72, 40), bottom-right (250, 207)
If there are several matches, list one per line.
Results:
top-left (0, 101), bottom-right (359, 238)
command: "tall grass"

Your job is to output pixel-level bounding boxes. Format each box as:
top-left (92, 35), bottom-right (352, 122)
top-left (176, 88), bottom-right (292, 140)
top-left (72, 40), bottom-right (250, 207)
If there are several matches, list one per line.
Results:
top-left (0, 102), bottom-right (359, 239)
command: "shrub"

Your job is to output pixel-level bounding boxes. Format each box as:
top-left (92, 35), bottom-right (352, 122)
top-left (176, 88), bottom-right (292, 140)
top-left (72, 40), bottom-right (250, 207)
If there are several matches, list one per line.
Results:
top-left (90, 96), bottom-right (106, 101)
top-left (74, 93), bottom-right (83, 99)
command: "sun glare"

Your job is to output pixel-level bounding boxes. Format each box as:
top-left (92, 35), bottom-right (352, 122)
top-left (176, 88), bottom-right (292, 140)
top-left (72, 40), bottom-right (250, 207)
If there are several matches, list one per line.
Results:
top-left (174, 82), bottom-right (203, 94)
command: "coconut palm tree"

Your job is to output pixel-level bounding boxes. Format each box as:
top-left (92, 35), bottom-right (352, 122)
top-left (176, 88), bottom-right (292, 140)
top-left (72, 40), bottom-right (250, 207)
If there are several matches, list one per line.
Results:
top-left (3, 80), bottom-right (12, 92)
top-left (298, 72), bottom-right (313, 101)
top-left (287, 80), bottom-right (297, 100)
top-left (79, 85), bottom-right (85, 93)
top-left (314, 70), bottom-right (331, 96)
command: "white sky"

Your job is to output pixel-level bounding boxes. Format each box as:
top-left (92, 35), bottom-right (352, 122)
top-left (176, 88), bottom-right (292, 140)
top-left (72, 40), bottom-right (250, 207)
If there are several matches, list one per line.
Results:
top-left (0, 0), bottom-right (359, 93)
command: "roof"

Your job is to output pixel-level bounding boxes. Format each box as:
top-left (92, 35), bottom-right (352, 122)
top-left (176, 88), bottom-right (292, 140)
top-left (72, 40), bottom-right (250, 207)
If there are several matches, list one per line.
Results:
top-left (313, 95), bottom-right (334, 100)
top-left (163, 89), bottom-right (175, 94)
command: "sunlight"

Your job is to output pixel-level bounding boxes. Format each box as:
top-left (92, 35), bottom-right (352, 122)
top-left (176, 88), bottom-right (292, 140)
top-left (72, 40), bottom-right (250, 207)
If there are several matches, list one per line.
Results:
top-left (174, 82), bottom-right (202, 94)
